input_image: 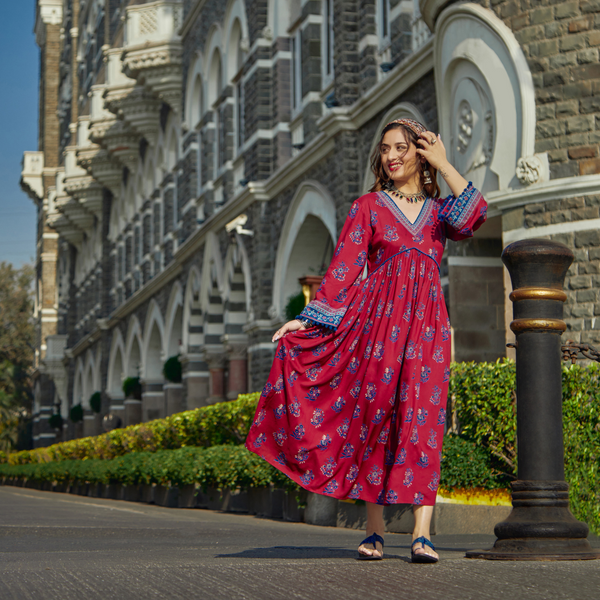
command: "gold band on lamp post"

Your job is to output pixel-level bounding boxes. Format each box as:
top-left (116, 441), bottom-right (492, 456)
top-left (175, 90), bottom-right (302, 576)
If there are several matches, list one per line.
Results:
top-left (510, 318), bottom-right (567, 334)
top-left (509, 287), bottom-right (568, 302)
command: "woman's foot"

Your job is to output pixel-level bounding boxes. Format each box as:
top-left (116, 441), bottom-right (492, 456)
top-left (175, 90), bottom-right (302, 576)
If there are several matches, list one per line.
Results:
top-left (358, 532), bottom-right (384, 559)
top-left (411, 536), bottom-right (439, 562)
top-left (359, 502), bottom-right (385, 558)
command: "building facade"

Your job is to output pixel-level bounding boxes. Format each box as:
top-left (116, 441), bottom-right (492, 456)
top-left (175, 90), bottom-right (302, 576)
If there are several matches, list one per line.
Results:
top-left (21, 0), bottom-right (600, 446)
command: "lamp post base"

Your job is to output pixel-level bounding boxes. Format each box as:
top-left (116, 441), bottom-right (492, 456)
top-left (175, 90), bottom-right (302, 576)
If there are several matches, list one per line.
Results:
top-left (466, 481), bottom-right (600, 561)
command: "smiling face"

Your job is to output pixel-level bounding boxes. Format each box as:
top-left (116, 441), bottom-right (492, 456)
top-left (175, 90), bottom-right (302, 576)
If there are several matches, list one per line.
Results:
top-left (380, 127), bottom-right (422, 188)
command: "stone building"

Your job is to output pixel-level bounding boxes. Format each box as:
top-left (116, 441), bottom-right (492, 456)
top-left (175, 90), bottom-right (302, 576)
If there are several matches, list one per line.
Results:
top-left (21, 0), bottom-right (600, 446)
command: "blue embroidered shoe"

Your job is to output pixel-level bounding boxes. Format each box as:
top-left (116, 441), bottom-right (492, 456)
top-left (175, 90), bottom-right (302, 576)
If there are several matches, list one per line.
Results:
top-left (411, 536), bottom-right (438, 563)
top-left (358, 533), bottom-right (384, 560)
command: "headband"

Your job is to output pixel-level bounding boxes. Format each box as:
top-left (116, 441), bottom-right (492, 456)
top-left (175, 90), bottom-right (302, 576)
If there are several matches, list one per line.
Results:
top-left (385, 118), bottom-right (426, 136)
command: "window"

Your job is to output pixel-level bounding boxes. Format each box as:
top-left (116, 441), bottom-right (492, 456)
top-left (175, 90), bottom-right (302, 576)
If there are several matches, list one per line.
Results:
top-left (236, 81), bottom-right (245, 150)
top-left (322, 0), bottom-right (334, 86)
top-left (291, 30), bottom-right (302, 112)
top-left (378, 0), bottom-right (391, 43)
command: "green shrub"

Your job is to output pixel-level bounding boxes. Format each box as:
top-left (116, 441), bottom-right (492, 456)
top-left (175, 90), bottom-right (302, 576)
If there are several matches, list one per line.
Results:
top-left (69, 404), bottom-right (83, 423)
top-left (3, 392), bottom-right (260, 465)
top-left (90, 392), bottom-right (102, 414)
top-left (48, 414), bottom-right (64, 430)
top-left (284, 291), bottom-right (306, 322)
top-left (122, 377), bottom-right (142, 399)
top-left (163, 356), bottom-right (182, 383)
top-left (0, 445), bottom-right (291, 491)
top-left (440, 435), bottom-right (512, 490)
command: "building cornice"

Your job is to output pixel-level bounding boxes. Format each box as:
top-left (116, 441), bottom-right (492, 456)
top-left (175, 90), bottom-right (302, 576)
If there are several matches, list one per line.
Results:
top-left (35, 0), bottom-right (63, 46)
top-left (487, 174), bottom-right (600, 216)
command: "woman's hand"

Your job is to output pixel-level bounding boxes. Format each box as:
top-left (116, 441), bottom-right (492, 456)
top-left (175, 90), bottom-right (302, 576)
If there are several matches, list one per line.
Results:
top-left (417, 131), bottom-right (469, 198)
top-left (272, 319), bottom-right (304, 342)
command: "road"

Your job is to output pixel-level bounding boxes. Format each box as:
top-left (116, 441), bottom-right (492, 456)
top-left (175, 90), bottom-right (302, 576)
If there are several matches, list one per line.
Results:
top-left (0, 486), bottom-right (599, 599)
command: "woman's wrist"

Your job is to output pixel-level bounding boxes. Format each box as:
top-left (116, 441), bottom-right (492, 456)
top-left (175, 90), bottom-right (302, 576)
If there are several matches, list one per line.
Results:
top-left (296, 318), bottom-right (310, 329)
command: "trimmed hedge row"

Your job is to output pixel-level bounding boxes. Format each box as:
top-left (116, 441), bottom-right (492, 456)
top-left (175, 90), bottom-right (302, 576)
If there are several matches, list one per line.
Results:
top-left (2, 393), bottom-right (260, 465)
top-left (0, 445), bottom-right (289, 490)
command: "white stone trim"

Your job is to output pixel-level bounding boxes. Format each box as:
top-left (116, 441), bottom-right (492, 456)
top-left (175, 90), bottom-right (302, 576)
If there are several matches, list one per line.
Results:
top-left (248, 342), bottom-right (277, 353)
top-left (447, 256), bottom-right (503, 267)
top-left (182, 371), bottom-right (210, 378)
top-left (503, 219), bottom-right (600, 245)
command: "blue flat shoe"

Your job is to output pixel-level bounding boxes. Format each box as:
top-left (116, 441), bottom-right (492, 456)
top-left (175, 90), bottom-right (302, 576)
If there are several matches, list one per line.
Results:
top-left (411, 536), bottom-right (438, 563)
top-left (358, 533), bottom-right (384, 560)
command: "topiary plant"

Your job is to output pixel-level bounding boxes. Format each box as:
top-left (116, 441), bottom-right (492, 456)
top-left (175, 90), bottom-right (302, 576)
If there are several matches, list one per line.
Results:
top-left (90, 392), bottom-right (102, 414)
top-left (122, 377), bottom-right (142, 399)
top-left (69, 404), bottom-right (84, 423)
top-left (284, 291), bottom-right (306, 322)
top-left (163, 355), bottom-right (182, 383)
top-left (49, 413), bottom-right (64, 430)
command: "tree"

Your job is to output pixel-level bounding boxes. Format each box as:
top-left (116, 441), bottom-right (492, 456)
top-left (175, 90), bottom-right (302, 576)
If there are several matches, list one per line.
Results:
top-left (0, 262), bottom-right (34, 452)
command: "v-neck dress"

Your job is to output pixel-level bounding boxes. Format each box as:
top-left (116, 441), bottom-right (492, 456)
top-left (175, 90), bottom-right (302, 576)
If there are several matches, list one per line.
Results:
top-left (246, 183), bottom-right (488, 505)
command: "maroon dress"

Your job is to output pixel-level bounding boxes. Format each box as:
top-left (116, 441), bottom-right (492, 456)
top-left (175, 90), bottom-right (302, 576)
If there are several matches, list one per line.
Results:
top-left (246, 183), bottom-right (487, 505)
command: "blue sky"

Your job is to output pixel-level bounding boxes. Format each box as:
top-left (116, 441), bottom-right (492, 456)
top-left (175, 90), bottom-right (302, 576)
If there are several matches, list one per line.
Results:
top-left (0, 3), bottom-right (39, 268)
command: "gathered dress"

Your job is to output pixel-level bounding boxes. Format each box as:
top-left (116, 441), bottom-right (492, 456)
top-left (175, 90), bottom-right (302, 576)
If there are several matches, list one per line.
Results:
top-left (246, 183), bottom-right (488, 505)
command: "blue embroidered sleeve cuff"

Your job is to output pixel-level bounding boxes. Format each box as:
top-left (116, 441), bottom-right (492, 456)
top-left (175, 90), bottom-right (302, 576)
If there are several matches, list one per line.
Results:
top-left (440, 182), bottom-right (480, 231)
top-left (299, 300), bottom-right (347, 331)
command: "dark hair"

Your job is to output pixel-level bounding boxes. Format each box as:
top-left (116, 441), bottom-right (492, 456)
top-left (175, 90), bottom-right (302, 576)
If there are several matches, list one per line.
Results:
top-left (369, 122), bottom-right (441, 198)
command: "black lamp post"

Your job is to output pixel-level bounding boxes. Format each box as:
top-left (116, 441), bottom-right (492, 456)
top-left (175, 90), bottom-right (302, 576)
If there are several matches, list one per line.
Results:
top-left (467, 239), bottom-right (600, 560)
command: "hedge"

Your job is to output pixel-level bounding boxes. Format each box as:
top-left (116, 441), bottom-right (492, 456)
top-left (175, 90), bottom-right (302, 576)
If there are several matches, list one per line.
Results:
top-left (2, 393), bottom-right (260, 466)
top-left (1, 361), bottom-right (598, 534)
top-left (0, 445), bottom-right (289, 491)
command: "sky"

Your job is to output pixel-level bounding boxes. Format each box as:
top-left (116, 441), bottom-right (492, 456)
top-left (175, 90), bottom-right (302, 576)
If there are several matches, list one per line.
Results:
top-left (0, 3), bottom-right (39, 268)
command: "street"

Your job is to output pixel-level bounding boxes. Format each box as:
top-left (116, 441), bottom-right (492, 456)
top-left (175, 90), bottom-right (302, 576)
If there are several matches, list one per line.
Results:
top-left (0, 486), bottom-right (598, 600)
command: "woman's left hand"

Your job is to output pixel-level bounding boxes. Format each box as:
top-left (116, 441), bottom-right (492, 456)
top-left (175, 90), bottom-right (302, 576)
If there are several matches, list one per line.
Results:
top-left (416, 131), bottom-right (448, 171)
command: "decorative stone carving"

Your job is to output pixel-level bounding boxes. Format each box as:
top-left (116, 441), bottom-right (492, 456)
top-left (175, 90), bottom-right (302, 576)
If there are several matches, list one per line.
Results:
top-left (516, 154), bottom-right (549, 186)
top-left (435, 4), bottom-right (536, 193)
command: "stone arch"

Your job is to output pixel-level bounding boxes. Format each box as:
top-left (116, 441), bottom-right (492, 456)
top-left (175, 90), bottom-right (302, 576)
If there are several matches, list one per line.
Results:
top-left (124, 316), bottom-right (143, 377)
top-left (223, 0), bottom-right (249, 83)
top-left (362, 102), bottom-right (429, 193)
top-left (271, 181), bottom-right (337, 320)
top-left (223, 233), bottom-right (252, 325)
top-left (142, 300), bottom-right (166, 381)
top-left (182, 265), bottom-right (203, 353)
top-left (165, 281), bottom-right (184, 358)
top-left (185, 50), bottom-right (206, 130)
top-left (435, 3), bottom-right (538, 193)
top-left (165, 115), bottom-right (180, 171)
top-left (107, 328), bottom-right (126, 398)
top-left (206, 27), bottom-right (224, 107)
top-left (82, 349), bottom-right (99, 409)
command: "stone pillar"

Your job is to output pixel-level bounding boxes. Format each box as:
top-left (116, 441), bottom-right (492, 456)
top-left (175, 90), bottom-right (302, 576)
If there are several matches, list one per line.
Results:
top-left (224, 341), bottom-right (248, 400)
top-left (83, 409), bottom-right (97, 438)
top-left (164, 383), bottom-right (184, 416)
top-left (181, 353), bottom-right (210, 410)
top-left (204, 351), bottom-right (227, 404)
top-left (124, 398), bottom-right (142, 426)
top-left (108, 392), bottom-right (125, 424)
top-left (141, 380), bottom-right (165, 422)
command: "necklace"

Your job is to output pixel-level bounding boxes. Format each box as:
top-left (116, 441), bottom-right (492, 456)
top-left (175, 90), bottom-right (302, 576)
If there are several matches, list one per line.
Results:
top-left (383, 182), bottom-right (427, 204)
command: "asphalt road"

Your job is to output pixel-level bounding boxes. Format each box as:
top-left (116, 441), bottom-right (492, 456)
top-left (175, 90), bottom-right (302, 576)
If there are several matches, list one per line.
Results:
top-left (1, 486), bottom-right (599, 600)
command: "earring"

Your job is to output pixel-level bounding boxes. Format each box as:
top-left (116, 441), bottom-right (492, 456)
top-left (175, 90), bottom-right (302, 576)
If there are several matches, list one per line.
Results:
top-left (423, 169), bottom-right (432, 185)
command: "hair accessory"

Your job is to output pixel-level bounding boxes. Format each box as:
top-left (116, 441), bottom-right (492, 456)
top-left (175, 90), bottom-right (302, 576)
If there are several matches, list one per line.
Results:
top-left (423, 169), bottom-right (432, 185)
top-left (385, 118), bottom-right (427, 136)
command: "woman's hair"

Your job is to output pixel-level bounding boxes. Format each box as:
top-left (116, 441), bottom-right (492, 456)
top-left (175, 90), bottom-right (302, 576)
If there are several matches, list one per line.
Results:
top-left (369, 121), bottom-right (441, 198)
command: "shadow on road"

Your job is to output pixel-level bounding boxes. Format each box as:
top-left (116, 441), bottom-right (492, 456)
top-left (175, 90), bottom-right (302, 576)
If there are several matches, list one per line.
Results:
top-left (216, 545), bottom-right (405, 560)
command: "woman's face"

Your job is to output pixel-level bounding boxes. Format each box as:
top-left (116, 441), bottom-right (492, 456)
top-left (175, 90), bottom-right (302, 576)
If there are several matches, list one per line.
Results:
top-left (380, 128), bottom-right (421, 187)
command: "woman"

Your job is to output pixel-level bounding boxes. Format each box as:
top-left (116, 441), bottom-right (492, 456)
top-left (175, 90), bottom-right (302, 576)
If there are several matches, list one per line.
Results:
top-left (246, 118), bottom-right (487, 562)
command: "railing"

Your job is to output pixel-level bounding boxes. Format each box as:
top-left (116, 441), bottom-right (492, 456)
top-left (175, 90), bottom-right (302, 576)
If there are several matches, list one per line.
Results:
top-left (125, 0), bottom-right (183, 47)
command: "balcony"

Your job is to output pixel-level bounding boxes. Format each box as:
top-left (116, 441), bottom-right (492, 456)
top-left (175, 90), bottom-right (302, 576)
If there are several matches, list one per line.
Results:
top-left (122, 0), bottom-right (183, 113)
top-left (87, 85), bottom-right (139, 173)
top-left (20, 151), bottom-right (45, 203)
top-left (104, 47), bottom-right (161, 146)
top-left (46, 184), bottom-right (84, 246)
top-left (53, 169), bottom-right (94, 233)
top-left (76, 116), bottom-right (122, 196)
top-left (63, 142), bottom-right (103, 220)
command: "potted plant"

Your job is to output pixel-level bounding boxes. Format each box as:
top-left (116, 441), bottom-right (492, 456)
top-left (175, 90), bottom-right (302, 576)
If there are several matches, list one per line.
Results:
top-left (122, 376), bottom-right (142, 399)
top-left (69, 403), bottom-right (84, 423)
top-left (90, 391), bottom-right (102, 413)
top-left (163, 355), bottom-right (182, 383)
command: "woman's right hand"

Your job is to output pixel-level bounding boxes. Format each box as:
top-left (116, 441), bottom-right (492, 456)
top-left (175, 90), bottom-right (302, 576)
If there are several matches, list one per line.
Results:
top-left (273, 319), bottom-right (304, 342)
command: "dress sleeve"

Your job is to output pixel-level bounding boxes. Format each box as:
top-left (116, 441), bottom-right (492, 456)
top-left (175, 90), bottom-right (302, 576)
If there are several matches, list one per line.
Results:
top-left (298, 196), bottom-right (372, 331)
top-left (439, 182), bottom-right (488, 241)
